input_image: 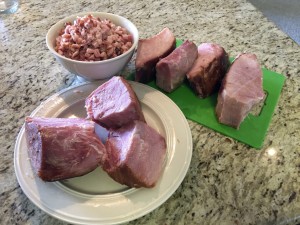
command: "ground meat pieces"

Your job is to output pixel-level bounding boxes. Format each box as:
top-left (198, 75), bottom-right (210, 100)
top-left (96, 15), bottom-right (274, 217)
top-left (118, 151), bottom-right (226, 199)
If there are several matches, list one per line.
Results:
top-left (55, 14), bottom-right (133, 61)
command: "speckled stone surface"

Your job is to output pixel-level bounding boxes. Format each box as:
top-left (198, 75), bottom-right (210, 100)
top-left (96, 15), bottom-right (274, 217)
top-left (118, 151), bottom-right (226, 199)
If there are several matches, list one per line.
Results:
top-left (1, 0), bottom-right (299, 224)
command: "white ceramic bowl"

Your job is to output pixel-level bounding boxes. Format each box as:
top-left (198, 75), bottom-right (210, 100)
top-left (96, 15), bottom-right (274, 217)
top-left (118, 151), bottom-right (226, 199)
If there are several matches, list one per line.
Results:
top-left (46, 12), bottom-right (139, 80)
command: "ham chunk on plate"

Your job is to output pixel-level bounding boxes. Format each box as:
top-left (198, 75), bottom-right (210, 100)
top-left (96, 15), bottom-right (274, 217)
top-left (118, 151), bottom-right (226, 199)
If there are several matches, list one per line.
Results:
top-left (85, 76), bottom-right (145, 129)
top-left (216, 53), bottom-right (264, 129)
top-left (103, 120), bottom-right (167, 188)
top-left (156, 40), bottom-right (198, 93)
top-left (25, 117), bottom-right (106, 182)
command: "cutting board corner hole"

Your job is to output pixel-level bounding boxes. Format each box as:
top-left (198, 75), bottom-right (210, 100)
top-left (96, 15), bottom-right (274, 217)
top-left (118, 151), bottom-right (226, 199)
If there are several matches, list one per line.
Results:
top-left (250, 90), bottom-right (269, 117)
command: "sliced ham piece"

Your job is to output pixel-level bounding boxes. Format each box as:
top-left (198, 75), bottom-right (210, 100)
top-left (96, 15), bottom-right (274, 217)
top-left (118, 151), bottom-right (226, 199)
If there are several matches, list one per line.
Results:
top-left (25, 117), bottom-right (106, 182)
top-left (156, 40), bottom-right (198, 93)
top-left (135, 28), bottom-right (176, 83)
top-left (187, 43), bottom-right (230, 98)
top-left (216, 53), bottom-right (264, 129)
top-left (85, 76), bottom-right (145, 129)
top-left (103, 120), bottom-right (167, 188)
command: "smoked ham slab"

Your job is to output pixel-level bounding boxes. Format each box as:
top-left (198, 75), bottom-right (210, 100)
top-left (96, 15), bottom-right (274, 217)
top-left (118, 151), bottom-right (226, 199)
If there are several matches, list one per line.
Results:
top-left (156, 40), bottom-right (198, 93)
top-left (216, 53), bottom-right (264, 129)
top-left (25, 117), bottom-right (106, 181)
top-left (187, 43), bottom-right (230, 98)
top-left (85, 76), bottom-right (145, 129)
top-left (103, 120), bottom-right (167, 188)
top-left (135, 28), bottom-right (176, 83)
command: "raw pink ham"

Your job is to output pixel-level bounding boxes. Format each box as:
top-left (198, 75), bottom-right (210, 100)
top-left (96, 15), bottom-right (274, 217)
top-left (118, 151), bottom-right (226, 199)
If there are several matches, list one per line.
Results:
top-left (25, 117), bottom-right (106, 181)
top-left (216, 53), bottom-right (264, 129)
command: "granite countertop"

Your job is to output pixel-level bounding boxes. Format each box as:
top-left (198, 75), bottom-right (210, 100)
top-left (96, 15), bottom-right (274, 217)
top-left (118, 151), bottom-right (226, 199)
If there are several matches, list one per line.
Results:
top-left (1, 0), bottom-right (299, 224)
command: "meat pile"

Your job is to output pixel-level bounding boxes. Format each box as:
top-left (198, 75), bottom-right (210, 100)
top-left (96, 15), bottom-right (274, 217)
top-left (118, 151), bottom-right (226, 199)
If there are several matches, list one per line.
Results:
top-left (135, 27), bottom-right (264, 129)
top-left (25, 77), bottom-right (166, 188)
top-left (26, 28), bottom-right (265, 185)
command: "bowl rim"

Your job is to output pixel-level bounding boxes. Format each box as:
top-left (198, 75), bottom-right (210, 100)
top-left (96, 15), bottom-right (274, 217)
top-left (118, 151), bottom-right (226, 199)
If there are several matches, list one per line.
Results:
top-left (46, 11), bottom-right (139, 65)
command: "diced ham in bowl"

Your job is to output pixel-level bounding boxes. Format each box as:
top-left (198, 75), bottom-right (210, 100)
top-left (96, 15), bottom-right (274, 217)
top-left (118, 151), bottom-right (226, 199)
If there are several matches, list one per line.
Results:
top-left (46, 12), bottom-right (139, 80)
top-left (55, 14), bottom-right (133, 61)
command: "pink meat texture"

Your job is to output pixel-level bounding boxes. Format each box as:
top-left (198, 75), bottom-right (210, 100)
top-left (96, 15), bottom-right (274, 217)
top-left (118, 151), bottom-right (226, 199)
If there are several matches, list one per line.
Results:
top-left (216, 53), bottom-right (264, 129)
top-left (103, 120), bottom-right (167, 188)
top-left (187, 43), bottom-right (230, 98)
top-left (156, 40), bottom-right (198, 93)
top-left (25, 117), bottom-right (106, 181)
top-left (135, 28), bottom-right (176, 83)
top-left (85, 76), bottom-right (145, 128)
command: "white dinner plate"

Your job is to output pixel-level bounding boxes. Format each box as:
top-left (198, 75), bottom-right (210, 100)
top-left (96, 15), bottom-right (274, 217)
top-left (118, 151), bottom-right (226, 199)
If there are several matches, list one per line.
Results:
top-left (14, 80), bottom-right (193, 225)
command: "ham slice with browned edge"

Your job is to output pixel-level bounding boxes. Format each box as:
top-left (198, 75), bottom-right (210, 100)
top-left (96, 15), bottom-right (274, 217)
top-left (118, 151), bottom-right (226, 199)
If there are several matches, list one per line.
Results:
top-left (103, 120), bottom-right (167, 188)
top-left (187, 43), bottom-right (230, 98)
top-left (216, 53), bottom-right (264, 129)
top-left (135, 28), bottom-right (176, 83)
top-left (156, 40), bottom-right (198, 93)
top-left (85, 76), bottom-right (145, 129)
top-left (25, 117), bottom-right (106, 182)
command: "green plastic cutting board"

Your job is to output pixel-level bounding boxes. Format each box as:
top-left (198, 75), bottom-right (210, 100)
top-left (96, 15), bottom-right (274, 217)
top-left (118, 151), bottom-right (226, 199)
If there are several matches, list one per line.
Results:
top-left (131, 40), bottom-right (286, 149)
